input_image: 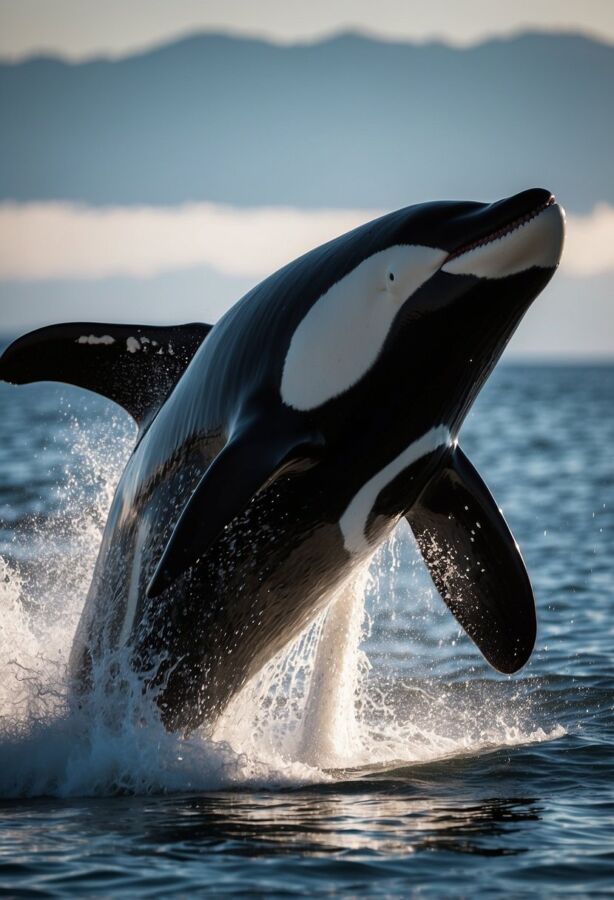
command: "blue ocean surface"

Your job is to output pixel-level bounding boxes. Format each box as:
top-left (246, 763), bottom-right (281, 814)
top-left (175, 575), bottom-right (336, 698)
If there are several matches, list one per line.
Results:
top-left (0, 362), bottom-right (612, 896)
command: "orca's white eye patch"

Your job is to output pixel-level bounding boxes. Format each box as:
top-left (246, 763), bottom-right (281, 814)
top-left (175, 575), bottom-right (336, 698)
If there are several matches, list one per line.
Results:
top-left (281, 244), bottom-right (446, 410)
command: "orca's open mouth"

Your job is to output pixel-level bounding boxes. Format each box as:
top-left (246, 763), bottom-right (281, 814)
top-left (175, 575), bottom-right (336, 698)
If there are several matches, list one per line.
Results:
top-left (444, 194), bottom-right (557, 264)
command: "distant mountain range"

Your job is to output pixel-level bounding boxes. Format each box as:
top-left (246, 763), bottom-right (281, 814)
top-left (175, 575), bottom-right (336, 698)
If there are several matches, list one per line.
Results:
top-left (1, 31), bottom-right (611, 212)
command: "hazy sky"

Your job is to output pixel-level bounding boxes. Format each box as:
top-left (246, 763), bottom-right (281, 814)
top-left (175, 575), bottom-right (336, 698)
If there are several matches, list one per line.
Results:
top-left (1, 202), bottom-right (612, 282)
top-left (1, 0), bottom-right (613, 59)
top-left (1, 1), bottom-right (612, 355)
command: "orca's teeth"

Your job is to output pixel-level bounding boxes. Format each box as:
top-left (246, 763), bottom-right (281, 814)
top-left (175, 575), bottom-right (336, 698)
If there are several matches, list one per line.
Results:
top-left (445, 195), bottom-right (556, 263)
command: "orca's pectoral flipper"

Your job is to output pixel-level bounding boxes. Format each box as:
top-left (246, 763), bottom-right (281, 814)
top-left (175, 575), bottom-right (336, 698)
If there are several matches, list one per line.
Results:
top-left (147, 421), bottom-right (325, 598)
top-left (0, 321), bottom-right (212, 426)
top-left (406, 447), bottom-right (536, 674)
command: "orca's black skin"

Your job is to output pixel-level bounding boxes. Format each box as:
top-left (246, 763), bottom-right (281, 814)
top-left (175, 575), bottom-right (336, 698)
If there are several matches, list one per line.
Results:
top-left (0, 188), bottom-right (564, 733)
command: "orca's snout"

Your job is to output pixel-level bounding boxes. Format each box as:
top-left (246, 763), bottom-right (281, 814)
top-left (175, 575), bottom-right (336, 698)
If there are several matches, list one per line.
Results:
top-left (442, 188), bottom-right (565, 279)
top-left (485, 187), bottom-right (555, 224)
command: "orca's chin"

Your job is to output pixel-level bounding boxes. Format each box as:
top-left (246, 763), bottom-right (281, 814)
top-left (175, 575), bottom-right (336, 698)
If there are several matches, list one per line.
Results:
top-left (441, 191), bottom-right (565, 280)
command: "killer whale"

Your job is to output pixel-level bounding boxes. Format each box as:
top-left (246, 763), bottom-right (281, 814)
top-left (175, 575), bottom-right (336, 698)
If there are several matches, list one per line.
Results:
top-left (0, 188), bottom-right (565, 733)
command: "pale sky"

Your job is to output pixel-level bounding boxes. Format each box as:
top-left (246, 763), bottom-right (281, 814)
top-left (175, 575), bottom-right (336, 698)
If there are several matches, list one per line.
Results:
top-left (1, 200), bottom-right (613, 358)
top-left (0, 0), bottom-right (613, 59)
top-left (0, 1), bottom-right (612, 355)
top-left (1, 202), bottom-right (612, 282)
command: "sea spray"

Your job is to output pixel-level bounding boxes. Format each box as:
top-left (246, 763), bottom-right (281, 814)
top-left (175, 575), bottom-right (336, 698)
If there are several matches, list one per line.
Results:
top-left (213, 572), bottom-right (370, 769)
top-left (295, 572), bottom-right (369, 767)
top-left (0, 403), bottom-right (564, 797)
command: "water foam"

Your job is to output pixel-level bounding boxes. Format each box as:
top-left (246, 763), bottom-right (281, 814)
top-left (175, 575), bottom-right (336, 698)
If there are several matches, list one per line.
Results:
top-left (0, 407), bottom-right (564, 798)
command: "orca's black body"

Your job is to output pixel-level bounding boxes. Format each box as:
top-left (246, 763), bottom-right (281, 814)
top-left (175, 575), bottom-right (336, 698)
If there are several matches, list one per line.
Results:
top-left (0, 189), bottom-right (565, 732)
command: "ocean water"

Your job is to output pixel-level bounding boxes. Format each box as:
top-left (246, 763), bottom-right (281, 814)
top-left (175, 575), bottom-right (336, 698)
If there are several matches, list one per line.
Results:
top-left (0, 362), bottom-right (612, 896)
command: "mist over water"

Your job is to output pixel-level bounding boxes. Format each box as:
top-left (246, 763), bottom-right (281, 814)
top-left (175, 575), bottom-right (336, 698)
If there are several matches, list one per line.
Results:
top-left (0, 365), bottom-right (612, 894)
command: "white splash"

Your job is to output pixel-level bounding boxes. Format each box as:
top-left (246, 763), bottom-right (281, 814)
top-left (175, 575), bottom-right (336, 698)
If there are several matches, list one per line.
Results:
top-left (295, 573), bottom-right (368, 767)
top-left (0, 412), bottom-right (565, 798)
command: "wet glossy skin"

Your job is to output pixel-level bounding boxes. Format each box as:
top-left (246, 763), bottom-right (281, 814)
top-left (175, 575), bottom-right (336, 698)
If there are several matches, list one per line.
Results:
top-left (69, 189), bottom-right (561, 732)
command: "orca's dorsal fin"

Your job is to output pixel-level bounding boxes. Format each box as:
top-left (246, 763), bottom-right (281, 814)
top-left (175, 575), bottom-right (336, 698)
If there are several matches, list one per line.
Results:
top-left (0, 321), bottom-right (212, 426)
top-left (406, 446), bottom-right (536, 674)
top-left (147, 419), bottom-right (326, 598)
